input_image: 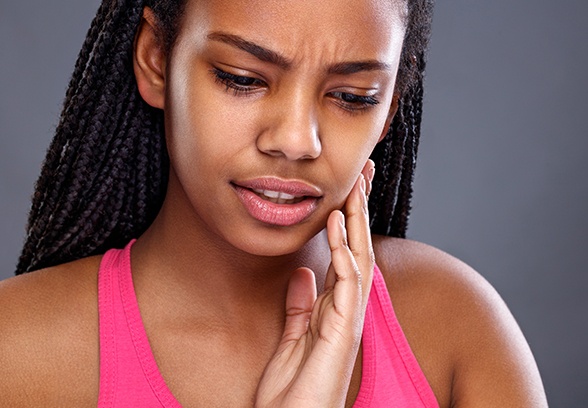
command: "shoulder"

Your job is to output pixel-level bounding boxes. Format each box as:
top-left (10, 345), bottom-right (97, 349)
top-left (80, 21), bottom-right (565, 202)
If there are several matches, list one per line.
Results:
top-left (372, 236), bottom-right (548, 408)
top-left (0, 256), bottom-right (101, 406)
top-left (372, 236), bottom-right (502, 325)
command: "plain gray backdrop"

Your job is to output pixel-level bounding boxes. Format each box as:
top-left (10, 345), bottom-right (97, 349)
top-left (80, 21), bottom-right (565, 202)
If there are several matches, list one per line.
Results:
top-left (1, 0), bottom-right (587, 406)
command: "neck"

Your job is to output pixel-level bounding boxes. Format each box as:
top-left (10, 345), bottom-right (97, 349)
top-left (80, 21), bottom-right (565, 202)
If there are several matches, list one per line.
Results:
top-left (131, 176), bottom-right (332, 330)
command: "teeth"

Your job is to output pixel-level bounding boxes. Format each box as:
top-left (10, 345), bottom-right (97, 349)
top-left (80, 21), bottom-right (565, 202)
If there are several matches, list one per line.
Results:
top-left (252, 189), bottom-right (297, 200)
top-left (264, 190), bottom-right (280, 199)
top-left (251, 188), bottom-right (305, 204)
top-left (279, 192), bottom-right (296, 200)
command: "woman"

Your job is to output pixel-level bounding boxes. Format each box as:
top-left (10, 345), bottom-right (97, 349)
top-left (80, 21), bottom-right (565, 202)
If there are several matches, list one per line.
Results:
top-left (0, 0), bottom-right (548, 406)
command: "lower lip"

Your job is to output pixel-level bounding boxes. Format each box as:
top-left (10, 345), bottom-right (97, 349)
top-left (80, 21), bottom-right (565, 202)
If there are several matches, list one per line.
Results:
top-left (233, 185), bottom-right (320, 226)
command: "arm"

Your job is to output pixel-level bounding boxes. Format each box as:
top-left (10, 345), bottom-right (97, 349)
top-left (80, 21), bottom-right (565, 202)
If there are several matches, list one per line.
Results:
top-left (374, 238), bottom-right (549, 407)
top-left (446, 260), bottom-right (547, 407)
top-left (0, 259), bottom-right (100, 407)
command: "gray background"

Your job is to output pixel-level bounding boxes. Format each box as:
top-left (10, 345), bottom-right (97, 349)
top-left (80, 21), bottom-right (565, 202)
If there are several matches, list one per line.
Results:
top-left (1, 0), bottom-right (586, 406)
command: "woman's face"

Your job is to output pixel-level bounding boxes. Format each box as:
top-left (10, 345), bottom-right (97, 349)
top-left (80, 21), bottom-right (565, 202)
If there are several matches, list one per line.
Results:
top-left (162, 0), bottom-right (406, 256)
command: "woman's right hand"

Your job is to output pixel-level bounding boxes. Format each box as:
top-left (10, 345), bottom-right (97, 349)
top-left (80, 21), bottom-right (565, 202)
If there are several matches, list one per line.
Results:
top-left (254, 162), bottom-right (375, 408)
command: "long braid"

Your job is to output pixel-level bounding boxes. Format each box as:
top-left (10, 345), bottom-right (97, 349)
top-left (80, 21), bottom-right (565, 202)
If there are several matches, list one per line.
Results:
top-left (17, 0), bottom-right (168, 274)
top-left (368, 0), bottom-right (431, 237)
top-left (389, 74), bottom-right (424, 237)
top-left (368, 99), bottom-right (407, 235)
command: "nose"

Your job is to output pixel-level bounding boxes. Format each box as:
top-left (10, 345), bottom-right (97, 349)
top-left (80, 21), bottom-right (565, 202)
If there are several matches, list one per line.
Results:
top-left (256, 94), bottom-right (322, 161)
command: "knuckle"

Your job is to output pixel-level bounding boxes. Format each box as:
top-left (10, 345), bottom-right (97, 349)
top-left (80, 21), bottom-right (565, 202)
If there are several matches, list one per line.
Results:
top-left (350, 260), bottom-right (362, 281)
top-left (328, 235), bottom-right (349, 252)
top-left (350, 245), bottom-right (375, 266)
top-left (285, 306), bottom-right (311, 318)
top-left (340, 234), bottom-right (349, 248)
top-left (346, 205), bottom-right (361, 219)
top-left (362, 197), bottom-right (369, 215)
top-left (350, 247), bottom-right (362, 259)
top-left (367, 245), bottom-right (376, 265)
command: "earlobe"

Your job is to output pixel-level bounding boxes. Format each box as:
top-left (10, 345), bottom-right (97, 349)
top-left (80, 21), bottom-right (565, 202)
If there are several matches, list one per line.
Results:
top-left (377, 93), bottom-right (400, 143)
top-left (134, 8), bottom-right (166, 109)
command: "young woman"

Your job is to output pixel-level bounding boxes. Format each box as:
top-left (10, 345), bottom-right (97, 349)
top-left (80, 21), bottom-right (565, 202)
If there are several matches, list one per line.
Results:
top-left (0, 0), bottom-right (548, 406)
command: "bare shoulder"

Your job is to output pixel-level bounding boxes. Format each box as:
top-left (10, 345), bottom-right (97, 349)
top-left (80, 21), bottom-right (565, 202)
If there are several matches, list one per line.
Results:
top-left (372, 236), bottom-right (548, 408)
top-left (0, 256), bottom-right (101, 406)
top-left (372, 236), bottom-right (505, 319)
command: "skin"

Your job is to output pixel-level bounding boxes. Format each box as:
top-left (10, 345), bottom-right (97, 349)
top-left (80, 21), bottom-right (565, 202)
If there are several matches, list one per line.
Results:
top-left (0, 0), bottom-right (548, 407)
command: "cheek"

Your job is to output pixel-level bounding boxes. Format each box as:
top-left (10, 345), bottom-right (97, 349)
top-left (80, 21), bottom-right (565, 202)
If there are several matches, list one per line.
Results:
top-left (322, 111), bottom-right (387, 184)
top-left (165, 79), bottom-right (252, 178)
top-left (318, 136), bottom-right (378, 213)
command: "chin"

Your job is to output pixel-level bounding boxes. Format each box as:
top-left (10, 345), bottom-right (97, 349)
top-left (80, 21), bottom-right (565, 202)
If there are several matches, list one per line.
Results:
top-left (226, 222), bottom-right (325, 258)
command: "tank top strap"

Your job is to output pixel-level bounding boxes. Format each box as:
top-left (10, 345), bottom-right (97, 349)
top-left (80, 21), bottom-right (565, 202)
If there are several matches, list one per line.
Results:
top-left (96, 243), bottom-right (120, 407)
top-left (352, 263), bottom-right (439, 408)
top-left (97, 240), bottom-right (182, 408)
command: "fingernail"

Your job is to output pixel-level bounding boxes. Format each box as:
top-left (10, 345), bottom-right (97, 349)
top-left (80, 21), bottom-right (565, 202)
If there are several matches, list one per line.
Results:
top-left (360, 175), bottom-right (366, 194)
top-left (368, 163), bottom-right (376, 184)
top-left (338, 211), bottom-right (345, 228)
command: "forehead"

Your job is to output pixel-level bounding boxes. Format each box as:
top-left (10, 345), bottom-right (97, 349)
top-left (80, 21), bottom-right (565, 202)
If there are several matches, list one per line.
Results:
top-left (177, 0), bottom-right (407, 65)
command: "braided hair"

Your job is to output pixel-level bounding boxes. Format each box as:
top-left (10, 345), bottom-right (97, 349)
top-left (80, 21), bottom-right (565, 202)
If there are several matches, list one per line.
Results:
top-left (16, 0), bottom-right (434, 274)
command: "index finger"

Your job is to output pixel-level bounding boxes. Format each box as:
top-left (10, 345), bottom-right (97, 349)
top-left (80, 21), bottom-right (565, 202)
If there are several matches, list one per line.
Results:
top-left (344, 173), bottom-right (375, 306)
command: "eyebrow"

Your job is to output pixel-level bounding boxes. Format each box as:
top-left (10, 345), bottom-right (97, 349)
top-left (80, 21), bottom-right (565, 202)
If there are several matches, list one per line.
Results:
top-left (206, 31), bottom-right (392, 75)
top-left (327, 60), bottom-right (392, 75)
top-left (207, 32), bottom-right (292, 69)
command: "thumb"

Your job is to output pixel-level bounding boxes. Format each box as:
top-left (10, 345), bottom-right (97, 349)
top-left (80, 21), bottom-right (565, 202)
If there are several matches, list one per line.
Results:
top-left (279, 267), bottom-right (317, 347)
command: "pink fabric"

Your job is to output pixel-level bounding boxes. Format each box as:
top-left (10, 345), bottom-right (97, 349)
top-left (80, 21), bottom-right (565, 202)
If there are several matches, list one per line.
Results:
top-left (354, 264), bottom-right (440, 408)
top-left (98, 240), bottom-right (439, 407)
top-left (97, 240), bottom-right (181, 408)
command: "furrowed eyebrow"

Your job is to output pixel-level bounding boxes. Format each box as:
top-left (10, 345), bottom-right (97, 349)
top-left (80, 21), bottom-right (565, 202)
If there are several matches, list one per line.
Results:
top-left (327, 60), bottom-right (392, 75)
top-left (207, 32), bottom-right (292, 69)
top-left (206, 31), bottom-right (391, 76)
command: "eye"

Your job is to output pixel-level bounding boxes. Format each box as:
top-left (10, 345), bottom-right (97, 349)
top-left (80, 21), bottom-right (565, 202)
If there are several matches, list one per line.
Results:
top-left (330, 91), bottom-right (380, 113)
top-left (211, 67), bottom-right (265, 96)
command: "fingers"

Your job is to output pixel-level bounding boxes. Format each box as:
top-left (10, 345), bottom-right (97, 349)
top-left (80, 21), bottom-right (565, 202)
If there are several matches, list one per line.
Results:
top-left (324, 160), bottom-right (376, 309)
top-left (324, 210), bottom-right (364, 325)
top-left (256, 165), bottom-right (377, 408)
top-left (343, 169), bottom-right (375, 306)
top-left (280, 268), bottom-right (317, 346)
top-left (361, 159), bottom-right (375, 197)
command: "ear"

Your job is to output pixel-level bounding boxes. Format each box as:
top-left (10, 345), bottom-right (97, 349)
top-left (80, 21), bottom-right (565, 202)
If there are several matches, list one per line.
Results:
top-left (377, 93), bottom-right (400, 143)
top-left (134, 7), bottom-right (166, 109)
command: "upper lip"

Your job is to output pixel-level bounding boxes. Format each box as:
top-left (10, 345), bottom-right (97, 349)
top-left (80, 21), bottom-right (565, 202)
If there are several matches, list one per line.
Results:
top-left (233, 177), bottom-right (322, 198)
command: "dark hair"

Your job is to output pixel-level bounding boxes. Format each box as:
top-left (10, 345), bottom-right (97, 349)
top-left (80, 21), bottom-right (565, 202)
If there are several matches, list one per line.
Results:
top-left (16, 0), bottom-right (434, 274)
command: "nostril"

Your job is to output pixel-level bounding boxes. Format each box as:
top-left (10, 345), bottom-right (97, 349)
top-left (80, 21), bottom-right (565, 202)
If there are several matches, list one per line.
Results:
top-left (256, 133), bottom-right (321, 161)
top-left (255, 107), bottom-right (322, 160)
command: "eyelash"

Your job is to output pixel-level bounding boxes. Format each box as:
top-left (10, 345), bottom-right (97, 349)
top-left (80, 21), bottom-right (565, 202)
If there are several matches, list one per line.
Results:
top-left (329, 92), bottom-right (380, 113)
top-left (211, 68), bottom-right (263, 96)
top-left (211, 67), bottom-right (380, 112)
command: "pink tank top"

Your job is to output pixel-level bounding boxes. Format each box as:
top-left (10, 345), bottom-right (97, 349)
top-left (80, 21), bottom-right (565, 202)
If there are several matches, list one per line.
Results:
top-left (97, 241), bottom-right (439, 407)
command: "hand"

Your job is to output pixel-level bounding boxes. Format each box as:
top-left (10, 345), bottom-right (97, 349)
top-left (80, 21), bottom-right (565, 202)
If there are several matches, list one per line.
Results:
top-left (255, 161), bottom-right (376, 408)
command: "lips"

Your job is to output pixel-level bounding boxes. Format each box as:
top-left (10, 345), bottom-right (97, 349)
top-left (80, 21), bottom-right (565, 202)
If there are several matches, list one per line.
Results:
top-left (250, 189), bottom-right (306, 204)
top-left (232, 177), bottom-right (322, 226)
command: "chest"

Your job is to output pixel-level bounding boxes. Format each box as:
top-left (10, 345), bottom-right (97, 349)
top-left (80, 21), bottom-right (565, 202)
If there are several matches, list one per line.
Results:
top-left (142, 333), bottom-right (364, 408)
top-left (45, 317), bottom-right (446, 408)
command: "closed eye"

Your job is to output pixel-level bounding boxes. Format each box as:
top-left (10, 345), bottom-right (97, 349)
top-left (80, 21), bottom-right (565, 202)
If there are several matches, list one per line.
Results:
top-left (329, 91), bottom-right (380, 114)
top-left (211, 67), bottom-right (265, 96)
top-left (211, 67), bottom-right (380, 114)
